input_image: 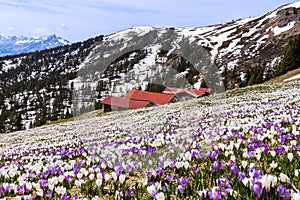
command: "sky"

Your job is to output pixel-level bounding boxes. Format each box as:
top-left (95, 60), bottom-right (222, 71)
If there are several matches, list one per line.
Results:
top-left (0, 0), bottom-right (297, 42)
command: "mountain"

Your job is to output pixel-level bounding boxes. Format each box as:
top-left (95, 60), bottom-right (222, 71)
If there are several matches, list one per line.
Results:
top-left (0, 1), bottom-right (300, 133)
top-left (0, 34), bottom-right (69, 57)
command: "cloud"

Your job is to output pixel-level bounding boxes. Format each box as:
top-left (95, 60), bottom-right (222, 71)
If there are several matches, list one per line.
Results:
top-left (59, 23), bottom-right (68, 30)
top-left (7, 27), bottom-right (15, 32)
top-left (34, 27), bottom-right (49, 35)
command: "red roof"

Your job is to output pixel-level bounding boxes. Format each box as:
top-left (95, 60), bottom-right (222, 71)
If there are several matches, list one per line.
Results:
top-left (101, 96), bottom-right (151, 109)
top-left (123, 89), bottom-right (175, 105)
top-left (164, 87), bottom-right (210, 98)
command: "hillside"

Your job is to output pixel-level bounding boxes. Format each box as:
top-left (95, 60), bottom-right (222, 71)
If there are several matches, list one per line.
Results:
top-left (1, 1), bottom-right (300, 132)
top-left (0, 80), bottom-right (299, 199)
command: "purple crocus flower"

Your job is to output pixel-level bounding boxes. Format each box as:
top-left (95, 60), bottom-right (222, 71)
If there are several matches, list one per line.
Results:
top-left (250, 181), bottom-right (263, 199)
top-left (61, 194), bottom-right (71, 200)
top-left (64, 175), bottom-right (71, 183)
top-left (230, 166), bottom-right (239, 176)
top-left (178, 185), bottom-right (185, 194)
top-left (166, 174), bottom-right (174, 182)
top-left (39, 179), bottom-right (48, 189)
top-left (17, 185), bottom-right (25, 195)
top-left (45, 190), bottom-right (53, 198)
top-left (125, 188), bottom-right (135, 197)
top-left (238, 172), bottom-right (246, 183)
top-left (274, 146), bottom-right (286, 154)
top-left (277, 184), bottom-right (291, 199)
top-left (208, 189), bottom-right (222, 200)
top-left (213, 160), bottom-right (222, 170)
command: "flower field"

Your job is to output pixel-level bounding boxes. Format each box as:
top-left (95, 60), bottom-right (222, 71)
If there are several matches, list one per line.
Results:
top-left (1, 81), bottom-right (300, 199)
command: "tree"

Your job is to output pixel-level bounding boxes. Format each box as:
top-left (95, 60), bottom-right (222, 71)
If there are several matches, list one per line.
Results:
top-left (274, 35), bottom-right (300, 76)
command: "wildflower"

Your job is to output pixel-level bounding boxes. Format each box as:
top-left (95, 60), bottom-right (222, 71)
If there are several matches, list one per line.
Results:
top-left (147, 185), bottom-right (157, 198)
top-left (96, 178), bottom-right (102, 187)
top-left (241, 160), bottom-right (247, 169)
top-left (89, 173), bottom-right (95, 181)
top-left (111, 172), bottom-right (117, 181)
top-left (156, 192), bottom-right (165, 200)
top-left (142, 178), bottom-right (148, 186)
top-left (36, 188), bottom-right (43, 197)
top-left (104, 173), bottom-right (111, 182)
top-left (277, 184), bottom-right (291, 199)
top-left (250, 181), bottom-right (263, 199)
top-left (287, 153), bottom-right (294, 162)
top-left (270, 160), bottom-right (278, 169)
top-left (45, 190), bottom-right (53, 198)
top-left (119, 174), bottom-right (126, 184)
top-left (279, 173), bottom-right (290, 183)
top-left (125, 188), bottom-right (135, 197)
top-left (208, 188), bottom-right (222, 200)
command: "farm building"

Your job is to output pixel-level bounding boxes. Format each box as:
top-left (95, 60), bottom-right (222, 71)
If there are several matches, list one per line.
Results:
top-left (163, 87), bottom-right (211, 100)
top-left (123, 89), bottom-right (176, 105)
top-left (100, 96), bottom-right (151, 112)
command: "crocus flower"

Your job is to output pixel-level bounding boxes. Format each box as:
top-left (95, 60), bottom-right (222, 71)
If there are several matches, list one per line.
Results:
top-left (277, 184), bottom-right (291, 199)
top-left (156, 192), bottom-right (165, 200)
top-left (147, 185), bottom-right (157, 198)
top-left (250, 181), bottom-right (262, 199)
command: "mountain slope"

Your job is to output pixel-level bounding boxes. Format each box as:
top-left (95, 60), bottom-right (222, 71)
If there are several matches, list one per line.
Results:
top-left (0, 34), bottom-right (69, 57)
top-left (0, 1), bottom-right (300, 133)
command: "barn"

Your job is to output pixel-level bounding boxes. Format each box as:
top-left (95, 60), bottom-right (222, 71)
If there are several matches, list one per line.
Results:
top-left (163, 87), bottom-right (211, 100)
top-left (123, 89), bottom-right (176, 105)
top-left (100, 96), bottom-right (151, 112)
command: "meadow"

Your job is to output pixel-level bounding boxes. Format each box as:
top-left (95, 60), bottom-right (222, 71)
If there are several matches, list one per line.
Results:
top-left (0, 81), bottom-right (300, 199)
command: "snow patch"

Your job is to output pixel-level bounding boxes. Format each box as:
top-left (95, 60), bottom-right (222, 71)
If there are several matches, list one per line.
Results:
top-left (272, 21), bottom-right (295, 36)
top-left (284, 73), bottom-right (300, 82)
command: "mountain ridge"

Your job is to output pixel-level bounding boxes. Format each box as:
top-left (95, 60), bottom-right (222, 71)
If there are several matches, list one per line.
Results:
top-left (0, 34), bottom-right (69, 57)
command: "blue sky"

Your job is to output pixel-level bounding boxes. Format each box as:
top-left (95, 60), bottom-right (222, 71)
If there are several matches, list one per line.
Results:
top-left (0, 0), bottom-right (296, 42)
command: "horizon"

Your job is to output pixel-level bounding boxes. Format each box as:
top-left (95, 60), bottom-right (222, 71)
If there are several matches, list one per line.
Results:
top-left (0, 0), bottom-right (297, 42)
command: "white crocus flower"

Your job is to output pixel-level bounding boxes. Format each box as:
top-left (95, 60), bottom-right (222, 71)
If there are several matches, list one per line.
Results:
top-left (270, 161), bottom-right (278, 169)
top-left (89, 173), bottom-right (95, 181)
top-left (96, 173), bottom-right (103, 180)
top-left (261, 174), bottom-right (277, 192)
top-left (36, 188), bottom-right (43, 197)
top-left (77, 172), bottom-right (83, 179)
top-left (119, 174), bottom-right (126, 184)
top-left (26, 182), bottom-right (32, 191)
top-left (58, 175), bottom-right (64, 183)
top-left (175, 161), bottom-right (184, 169)
top-left (242, 177), bottom-right (249, 186)
top-left (279, 173), bottom-right (290, 183)
top-left (96, 178), bottom-right (102, 187)
top-left (270, 151), bottom-right (276, 157)
top-left (141, 178), bottom-right (148, 186)
top-left (295, 170), bottom-right (299, 177)
top-left (288, 153), bottom-right (294, 162)
top-left (241, 160), bottom-right (248, 169)
top-left (104, 173), bottom-right (111, 182)
top-left (156, 192), bottom-right (165, 200)
top-left (111, 172), bottom-right (118, 181)
top-left (92, 196), bottom-right (100, 200)
top-left (183, 161), bottom-right (189, 169)
top-left (75, 179), bottom-right (84, 188)
top-left (291, 192), bottom-right (300, 200)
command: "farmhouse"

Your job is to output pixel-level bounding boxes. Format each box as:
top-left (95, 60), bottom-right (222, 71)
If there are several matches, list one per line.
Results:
top-left (123, 89), bottom-right (176, 105)
top-left (100, 96), bottom-right (151, 112)
top-left (163, 87), bottom-right (211, 100)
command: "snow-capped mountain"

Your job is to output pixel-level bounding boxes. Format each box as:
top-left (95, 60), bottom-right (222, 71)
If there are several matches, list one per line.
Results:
top-left (0, 34), bottom-right (69, 57)
top-left (0, 1), bottom-right (300, 133)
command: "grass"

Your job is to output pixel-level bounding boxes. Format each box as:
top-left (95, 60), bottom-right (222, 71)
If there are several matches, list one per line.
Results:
top-left (265, 68), bottom-right (300, 84)
top-left (45, 109), bottom-right (104, 126)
